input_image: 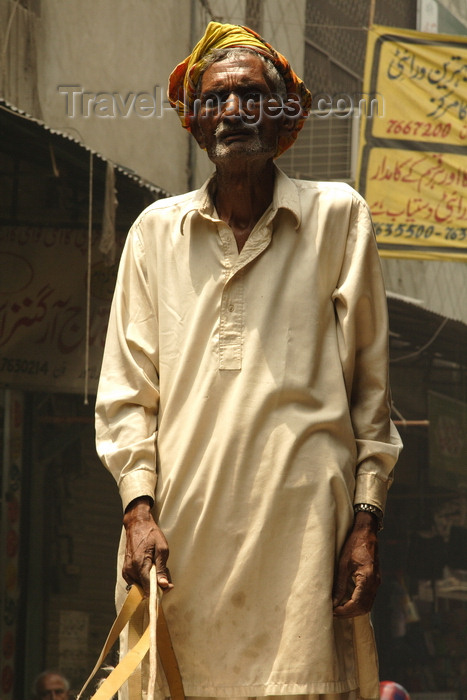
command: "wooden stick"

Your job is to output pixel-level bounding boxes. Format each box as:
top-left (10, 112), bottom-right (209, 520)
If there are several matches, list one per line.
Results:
top-left (148, 566), bottom-right (158, 698)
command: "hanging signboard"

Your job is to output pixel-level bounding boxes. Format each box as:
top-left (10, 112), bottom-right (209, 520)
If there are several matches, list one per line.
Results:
top-left (357, 24), bottom-right (467, 261)
top-left (0, 227), bottom-right (116, 394)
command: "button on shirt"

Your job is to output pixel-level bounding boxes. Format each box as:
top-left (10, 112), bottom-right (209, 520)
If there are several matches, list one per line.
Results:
top-left (96, 166), bottom-right (402, 699)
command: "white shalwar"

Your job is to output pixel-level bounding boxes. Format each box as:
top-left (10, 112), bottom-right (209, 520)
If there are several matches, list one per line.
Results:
top-left (95, 166), bottom-right (402, 700)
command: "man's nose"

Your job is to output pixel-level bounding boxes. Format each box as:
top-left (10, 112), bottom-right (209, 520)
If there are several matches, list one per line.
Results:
top-left (223, 93), bottom-right (243, 119)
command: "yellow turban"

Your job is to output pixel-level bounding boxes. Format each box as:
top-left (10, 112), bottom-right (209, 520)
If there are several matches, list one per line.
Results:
top-left (168, 21), bottom-right (312, 157)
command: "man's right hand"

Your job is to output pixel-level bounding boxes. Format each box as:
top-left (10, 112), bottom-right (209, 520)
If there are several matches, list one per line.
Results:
top-left (122, 496), bottom-right (173, 596)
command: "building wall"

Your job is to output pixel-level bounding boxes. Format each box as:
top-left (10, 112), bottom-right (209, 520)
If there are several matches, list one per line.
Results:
top-left (35, 0), bottom-right (192, 195)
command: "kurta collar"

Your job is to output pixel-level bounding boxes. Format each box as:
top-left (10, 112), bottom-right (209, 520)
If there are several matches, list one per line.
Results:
top-left (179, 164), bottom-right (301, 234)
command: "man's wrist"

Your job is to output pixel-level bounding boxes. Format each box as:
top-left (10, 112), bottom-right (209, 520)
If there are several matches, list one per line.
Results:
top-left (125, 495), bottom-right (153, 512)
top-left (123, 496), bottom-right (153, 527)
top-left (354, 503), bottom-right (384, 531)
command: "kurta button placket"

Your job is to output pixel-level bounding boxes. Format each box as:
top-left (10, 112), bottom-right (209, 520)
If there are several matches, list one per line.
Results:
top-left (219, 270), bottom-right (244, 370)
top-left (217, 221), bottom-right (274, 371)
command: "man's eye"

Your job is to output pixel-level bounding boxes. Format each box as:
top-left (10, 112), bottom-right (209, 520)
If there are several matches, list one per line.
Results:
top-left (201, 94), bottom-right (222, 108)
top-left (243, 92), bottom-right (262, 104)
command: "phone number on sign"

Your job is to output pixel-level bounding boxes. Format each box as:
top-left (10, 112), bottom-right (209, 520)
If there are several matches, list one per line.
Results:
top-left (374, 223), bottom-right (467, 241)
top-left (384, 120), bottom-right (467, 140)
top-left (1, 358), bottom-right (49, 376)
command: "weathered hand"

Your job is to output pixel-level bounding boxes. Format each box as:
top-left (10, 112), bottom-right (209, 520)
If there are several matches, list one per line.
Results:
top-left (122, 497), bottom-right (173, 596)
top-left (332, 511), bottom-right (380, 618)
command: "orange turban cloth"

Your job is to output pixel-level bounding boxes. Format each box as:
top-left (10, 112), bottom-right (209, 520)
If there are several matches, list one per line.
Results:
top-left (168, 21), bottom-right (312, 158)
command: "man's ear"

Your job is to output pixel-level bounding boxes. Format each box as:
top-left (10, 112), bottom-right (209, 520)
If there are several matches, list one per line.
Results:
top-left (278, 97), bottom-right (302, 136)
top-left (276, 115), bottom-right (298, 150)
top-left (279, 115), bottom-right (297, 136)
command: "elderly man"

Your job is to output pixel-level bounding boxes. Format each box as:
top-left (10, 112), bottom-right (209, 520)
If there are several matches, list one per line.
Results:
top-left (96, 21), bottom-right (402, 700)
top-left (32, 671), bottom-right (70, 700)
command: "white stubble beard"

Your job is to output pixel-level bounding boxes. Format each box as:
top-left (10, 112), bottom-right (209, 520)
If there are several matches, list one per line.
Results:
top-left (210, 122), bottom-right (269, 159)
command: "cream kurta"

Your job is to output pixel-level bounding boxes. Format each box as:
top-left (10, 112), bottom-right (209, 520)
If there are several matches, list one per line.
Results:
top-left (96, 167), bottom-right (402, 700)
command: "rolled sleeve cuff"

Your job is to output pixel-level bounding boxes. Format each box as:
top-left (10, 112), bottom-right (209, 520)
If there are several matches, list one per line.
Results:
top-left (119, 469), bottom-right (157, 512)
top-left (354, 470), bottom-right (393, 514)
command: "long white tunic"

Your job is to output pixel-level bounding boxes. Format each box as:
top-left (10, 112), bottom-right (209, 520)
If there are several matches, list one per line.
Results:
top-left (95, 167), bottom-right (402, 700)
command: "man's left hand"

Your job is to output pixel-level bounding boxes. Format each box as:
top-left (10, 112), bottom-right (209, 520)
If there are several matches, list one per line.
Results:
top-left (332, 511), bottom-right (381, 618)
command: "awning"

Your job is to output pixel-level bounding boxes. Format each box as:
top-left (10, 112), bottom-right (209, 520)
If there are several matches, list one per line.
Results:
top-left (0, 98), bottom-right (169, 199)
top-left (388, 293), bottom-right (467, 368)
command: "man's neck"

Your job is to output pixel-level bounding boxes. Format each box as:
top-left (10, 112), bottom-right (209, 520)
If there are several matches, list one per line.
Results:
top-left (213, 159), bottom-right (276, 252)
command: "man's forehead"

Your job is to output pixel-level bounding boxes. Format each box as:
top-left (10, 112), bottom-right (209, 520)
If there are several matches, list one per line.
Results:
top-left (200, 54), bottom-right (269, 90)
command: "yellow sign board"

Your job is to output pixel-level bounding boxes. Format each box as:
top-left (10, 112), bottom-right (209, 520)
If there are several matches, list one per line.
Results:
top-left (357, 25), bottom-right (467, 261)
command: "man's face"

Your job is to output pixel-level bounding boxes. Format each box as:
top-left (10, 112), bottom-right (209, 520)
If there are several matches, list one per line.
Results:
top-left (36, 674), bottom-right (69, 700)
top-left (192, 53), bottom-right (288, 164)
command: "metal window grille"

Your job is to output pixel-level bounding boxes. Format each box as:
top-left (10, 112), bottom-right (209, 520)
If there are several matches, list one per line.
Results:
top-left (279, 109), bottom-right (358, 183)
